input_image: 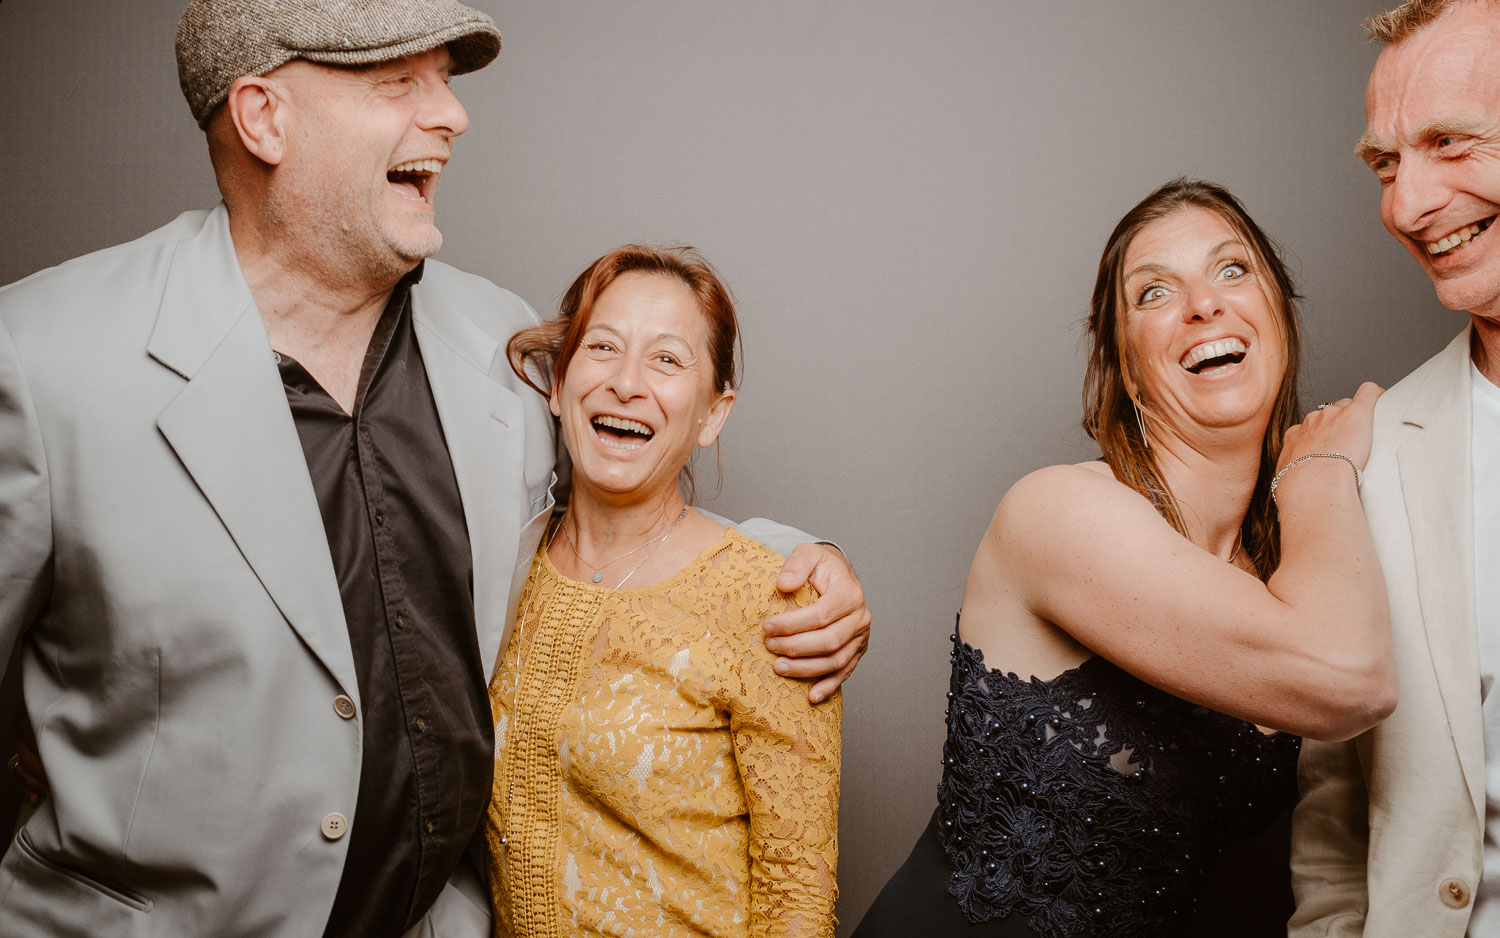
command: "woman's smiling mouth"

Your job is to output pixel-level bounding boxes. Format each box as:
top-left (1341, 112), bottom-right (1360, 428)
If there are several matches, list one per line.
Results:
top-left (1179, 337), bottom-right (1248, 375)
top-left (592, 414), bottom-right (655, 450)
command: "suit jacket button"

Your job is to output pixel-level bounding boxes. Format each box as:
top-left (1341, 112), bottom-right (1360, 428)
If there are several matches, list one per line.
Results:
top-left (321, 813), bottom-right (348, 841)
top-left (1441, 877), bottom-right (1471, 909)
top-left (333, 695), bottom-right (356, 720)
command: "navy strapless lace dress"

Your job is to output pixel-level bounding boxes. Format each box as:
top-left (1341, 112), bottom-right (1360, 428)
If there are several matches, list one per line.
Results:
top-left (854, 629), bottom-right (1299, 937)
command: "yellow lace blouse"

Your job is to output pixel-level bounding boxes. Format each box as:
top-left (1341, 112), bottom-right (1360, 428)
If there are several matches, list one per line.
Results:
top-left (485, 528), bottom-right (841, 937)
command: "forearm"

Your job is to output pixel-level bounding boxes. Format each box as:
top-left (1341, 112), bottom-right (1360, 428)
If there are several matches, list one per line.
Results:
top-left (735, 586), bottom-right (841, 937)
top-left (1263, 459), bottom-right (1394, 731)
top-left (749, 843), bottom-right (839, 938)
top-left (746, 703), bottom-right (841, 938)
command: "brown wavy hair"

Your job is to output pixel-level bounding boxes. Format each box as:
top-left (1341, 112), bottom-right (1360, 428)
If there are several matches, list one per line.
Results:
top-left (1082, 178), bottom-right (1303, 579)
top-left (507, 244), bottom-right (741, 504)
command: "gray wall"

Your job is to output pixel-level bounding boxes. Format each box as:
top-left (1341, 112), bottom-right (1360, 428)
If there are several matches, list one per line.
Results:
top-left (0, 0), bottom-right (1464, 930)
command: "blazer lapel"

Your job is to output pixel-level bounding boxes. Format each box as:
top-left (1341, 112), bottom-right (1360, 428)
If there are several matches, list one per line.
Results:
top-left (1397, 327), bottom-right (1483, 823)
top-left (148, 206), bottom-right (357, 695)
top-left (411, 287), bottom-right (527, 685)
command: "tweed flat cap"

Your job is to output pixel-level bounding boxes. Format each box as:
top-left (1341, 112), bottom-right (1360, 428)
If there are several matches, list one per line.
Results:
top-left (176, 0), bottom-right (501, 127)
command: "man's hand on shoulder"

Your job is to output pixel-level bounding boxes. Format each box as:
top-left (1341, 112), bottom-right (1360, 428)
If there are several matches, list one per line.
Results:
top-left (763, 543), bottom-right (869, 703)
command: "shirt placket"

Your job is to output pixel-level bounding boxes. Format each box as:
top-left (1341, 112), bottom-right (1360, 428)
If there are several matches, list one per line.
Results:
top-left (351, 403), bottom-right (441, 918)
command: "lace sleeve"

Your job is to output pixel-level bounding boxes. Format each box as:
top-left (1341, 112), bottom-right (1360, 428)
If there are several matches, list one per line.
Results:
top-left (725, 580), bottom-right (841, 938)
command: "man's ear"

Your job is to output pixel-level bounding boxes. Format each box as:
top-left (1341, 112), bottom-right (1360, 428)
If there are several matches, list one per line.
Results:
top-left (225, 76), bottom-right (289, 167)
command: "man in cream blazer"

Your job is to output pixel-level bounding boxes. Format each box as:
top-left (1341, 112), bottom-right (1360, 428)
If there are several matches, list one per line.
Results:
top-left (0, 0), bottom-right (868, 934)
top-left (1291, 326), bottom-right (1482, 936)
top-left (1290, 1), bottom-right (1500, 933)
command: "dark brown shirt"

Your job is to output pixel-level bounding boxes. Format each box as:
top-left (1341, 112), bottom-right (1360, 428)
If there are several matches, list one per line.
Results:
top-left (276, 267), bottom-right (493, 938)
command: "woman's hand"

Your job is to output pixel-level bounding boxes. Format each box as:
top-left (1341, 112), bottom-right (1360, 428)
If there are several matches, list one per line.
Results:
top-left (1279, 382), bottom-right (1384, 472)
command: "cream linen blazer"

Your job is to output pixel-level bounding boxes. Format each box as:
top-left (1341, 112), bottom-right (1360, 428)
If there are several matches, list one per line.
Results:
top-left (1290, 326), bottom-right (1484, 937)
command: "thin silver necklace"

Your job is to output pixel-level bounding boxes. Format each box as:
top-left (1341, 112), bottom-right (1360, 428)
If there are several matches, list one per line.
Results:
top-left (497, 505), bottom-right (691, 850)
top-left (561, 505), bottom-right (689, 583)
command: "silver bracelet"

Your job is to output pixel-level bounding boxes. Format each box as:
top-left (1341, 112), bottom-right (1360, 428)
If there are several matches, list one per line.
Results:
top-left (1269, 452), bottom-right (1362, 504)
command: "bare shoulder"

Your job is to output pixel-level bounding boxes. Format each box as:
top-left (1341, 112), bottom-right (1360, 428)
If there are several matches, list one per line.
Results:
top-left (962, 462), bottom-right (1134, 677)
top-left (1005, 460), bottom-right (1128, 502)
top-left (989, 460), bottom-right (1155, 545)
top-left (974, 460), bottom-right (1170, 616)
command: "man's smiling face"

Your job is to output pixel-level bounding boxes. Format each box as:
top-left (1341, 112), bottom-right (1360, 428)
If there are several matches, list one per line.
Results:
top-left (269, 46), bottom-right (469, 281)
top-left (1360, 2), bottom-right (1500, 321)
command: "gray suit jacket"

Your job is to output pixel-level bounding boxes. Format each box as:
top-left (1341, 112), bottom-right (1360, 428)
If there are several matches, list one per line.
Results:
top-left (0, 206), bottom-right (558, 936)
top-left (1290, 326), bottom-right (1483, 937)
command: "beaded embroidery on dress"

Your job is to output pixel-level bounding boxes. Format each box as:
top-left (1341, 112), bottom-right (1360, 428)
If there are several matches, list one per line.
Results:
top-left (936, 626), bottom-right (1299, 937)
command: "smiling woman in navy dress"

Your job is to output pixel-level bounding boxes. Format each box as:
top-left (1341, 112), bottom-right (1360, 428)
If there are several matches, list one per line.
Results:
top-left (855, 179), bottom-right (1395, 937)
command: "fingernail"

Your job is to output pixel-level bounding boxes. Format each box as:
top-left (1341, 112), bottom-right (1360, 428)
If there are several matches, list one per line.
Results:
top-left (766, 640), bottom-right (783, 653)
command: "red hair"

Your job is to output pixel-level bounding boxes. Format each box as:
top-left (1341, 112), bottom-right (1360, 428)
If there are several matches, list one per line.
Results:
top-left (507, 244), bottom-right (742, 503)
top-left (508, 244), bottom-right (740, 399)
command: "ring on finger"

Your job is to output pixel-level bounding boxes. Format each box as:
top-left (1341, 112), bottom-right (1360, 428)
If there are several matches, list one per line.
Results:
top-left (6, 754), bottom-right (19, 776)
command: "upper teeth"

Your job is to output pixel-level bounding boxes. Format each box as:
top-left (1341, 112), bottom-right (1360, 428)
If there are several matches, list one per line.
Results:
top-left (390, 159), bottom-right (443, 174)
top-left (1428, 222), bottom-right (1483, 255)
top-left (1180, 337), bottom-right (1246, 370)
top-left (594, 415), bottom-right (653, 436)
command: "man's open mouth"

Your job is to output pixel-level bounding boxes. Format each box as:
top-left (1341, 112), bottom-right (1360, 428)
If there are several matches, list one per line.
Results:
top-left (1428, 217), bottom-right (1494, 258)
top-left (1179, 337), bottom-right (1247, 375)
top-left (387, 159), bottom-right (442, 203)
top-left (592, 414), bottom-right (654, 450)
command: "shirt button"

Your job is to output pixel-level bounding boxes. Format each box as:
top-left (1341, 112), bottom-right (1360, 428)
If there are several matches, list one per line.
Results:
top-left (321, 813), bottom-right (348, 841)
top-left (333, 695), bottom-right (356, 720)
top-left (415, 717), bottom-right (426, 732)
top-left (374, 510), bottom-right (385, 527)
top-left (425, 821), bottom-right (435, 834)
top-left (1441, 877), bottom-right (1471, 908)
top-left (395, 614), bottom-right (406, 630)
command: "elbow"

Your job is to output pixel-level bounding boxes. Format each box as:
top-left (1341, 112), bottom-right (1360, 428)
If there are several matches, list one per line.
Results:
top-left (1305, 689), bottom-right (1395, 743)
top-left (1298, 652), bottom-right (1397, 742)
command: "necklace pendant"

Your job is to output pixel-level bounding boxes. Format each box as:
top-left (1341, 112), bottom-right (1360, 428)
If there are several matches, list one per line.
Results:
top-left (592, 570), bottom-right (604, 583)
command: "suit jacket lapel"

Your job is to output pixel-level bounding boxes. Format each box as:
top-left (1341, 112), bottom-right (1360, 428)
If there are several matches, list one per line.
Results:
top-left (148, 206), bottom-right (357, 695)
top-left (1397, 326), bottom-right (1482, 822)
top-left (411, 285), bottom-right (527, 685)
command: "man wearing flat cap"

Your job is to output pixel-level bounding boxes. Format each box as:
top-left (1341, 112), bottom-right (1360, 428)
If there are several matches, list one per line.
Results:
top-left (0, 1), bottom-right (868, 934)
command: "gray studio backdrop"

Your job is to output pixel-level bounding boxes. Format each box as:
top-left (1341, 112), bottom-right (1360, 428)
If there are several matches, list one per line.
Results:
top-left (0, 0), bottom-right (1460, 931)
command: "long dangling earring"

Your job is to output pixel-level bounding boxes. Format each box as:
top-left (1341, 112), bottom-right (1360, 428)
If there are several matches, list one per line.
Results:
top-left (1135, 399), bottom-right (1150, 450)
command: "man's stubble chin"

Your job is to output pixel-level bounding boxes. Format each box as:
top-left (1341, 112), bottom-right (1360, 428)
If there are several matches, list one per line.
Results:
top-left (395, 223), bottom-right (443, 267)
top-left (370, 201), bottom-right (444, 278)
top-left (1429, 269), bottom-right (1500, 321)
top-left (265, 182), bottom-right (440, 285)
